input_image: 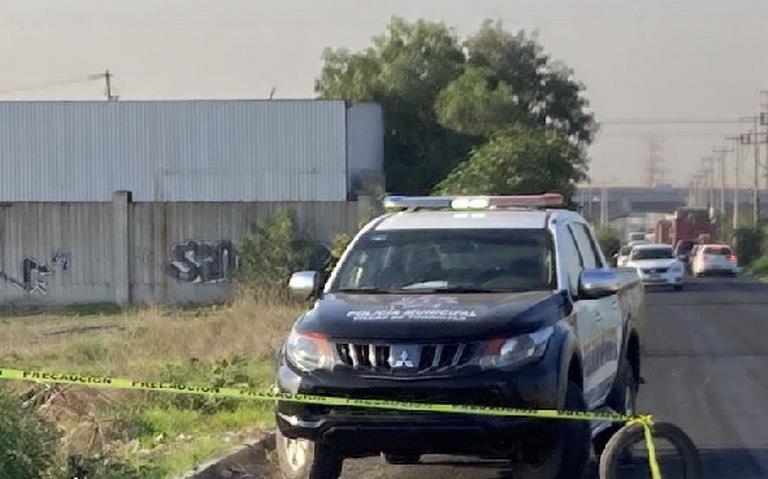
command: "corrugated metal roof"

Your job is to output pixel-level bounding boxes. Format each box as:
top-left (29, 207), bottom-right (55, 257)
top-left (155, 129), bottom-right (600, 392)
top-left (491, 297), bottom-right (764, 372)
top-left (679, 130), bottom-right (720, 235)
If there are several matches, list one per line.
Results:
top-left (0, 100), bottom-right (366, 202)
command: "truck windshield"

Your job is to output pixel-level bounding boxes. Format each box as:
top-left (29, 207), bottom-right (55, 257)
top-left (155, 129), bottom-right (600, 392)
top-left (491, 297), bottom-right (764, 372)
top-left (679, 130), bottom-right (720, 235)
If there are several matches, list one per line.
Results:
top-left (631, 248), bottom-right (674, 260)
top-left (332, 229), bottom-right (555, 293)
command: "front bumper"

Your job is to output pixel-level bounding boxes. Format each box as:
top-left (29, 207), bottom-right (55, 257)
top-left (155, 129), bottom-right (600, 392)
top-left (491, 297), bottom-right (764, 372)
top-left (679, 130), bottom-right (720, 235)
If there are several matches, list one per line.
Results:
top-left (637, 268), bottom-right (684, 286)
top-left (275, 334), bottom-right (565, 456)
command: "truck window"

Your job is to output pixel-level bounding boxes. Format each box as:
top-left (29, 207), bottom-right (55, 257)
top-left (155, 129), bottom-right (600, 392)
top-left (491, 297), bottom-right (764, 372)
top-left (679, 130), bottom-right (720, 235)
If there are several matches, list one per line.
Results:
top-left (631, 247), bottom-right (674, 260)
top-left (703, 246), bottom-right (732, 255)
top-left (332, 229), bottom-right (556, 293)
top-left (560, 228), bottom-right (583, 295)
top-left (570, 223), bottom-right (602, 268)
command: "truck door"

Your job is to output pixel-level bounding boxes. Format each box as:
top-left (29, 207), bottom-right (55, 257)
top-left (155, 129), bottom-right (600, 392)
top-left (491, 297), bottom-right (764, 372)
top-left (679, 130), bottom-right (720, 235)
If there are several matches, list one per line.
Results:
top-left (569, 222), bottom-right (622, 406)
top-left (558, 223), bottom-right (604, 409)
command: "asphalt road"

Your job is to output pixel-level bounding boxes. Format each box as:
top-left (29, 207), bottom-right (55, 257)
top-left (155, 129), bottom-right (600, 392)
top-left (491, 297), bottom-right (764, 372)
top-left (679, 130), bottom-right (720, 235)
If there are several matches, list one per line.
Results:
top-left (328, 277), bottom-right (768, 478)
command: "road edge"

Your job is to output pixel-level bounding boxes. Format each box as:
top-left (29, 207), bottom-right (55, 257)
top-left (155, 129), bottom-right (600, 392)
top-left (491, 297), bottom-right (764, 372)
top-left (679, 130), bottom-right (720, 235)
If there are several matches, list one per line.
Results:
top-left (174, 430), bottom-right (277, 479)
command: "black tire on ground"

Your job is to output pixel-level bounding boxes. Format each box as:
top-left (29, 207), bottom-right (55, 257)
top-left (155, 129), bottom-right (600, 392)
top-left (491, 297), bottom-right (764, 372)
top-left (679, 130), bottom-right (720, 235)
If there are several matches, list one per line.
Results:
top-left (383, 453), bottom-right (421, 465)
top-left (514, 382), bottom-right (591, 479)
top-left (594, 357), bottom-right (638, 456)
top-left (599, 421), bottom-right (702, 479)
top-left (276, 429), bottom-right (343, 479)
top-left (673, 284), bottom-right (684, 291)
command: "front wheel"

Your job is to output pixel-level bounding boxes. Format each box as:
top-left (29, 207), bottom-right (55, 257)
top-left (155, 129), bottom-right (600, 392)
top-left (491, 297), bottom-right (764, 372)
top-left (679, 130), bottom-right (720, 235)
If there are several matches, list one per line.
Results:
top-left (673, 284), bottom-right (684, 291)
top-left (514, 382), bottom-right (591, 479)
top-left (276, 429), bottom-right (343, 479)
top-left (594, 357), bottom-right (638, 457)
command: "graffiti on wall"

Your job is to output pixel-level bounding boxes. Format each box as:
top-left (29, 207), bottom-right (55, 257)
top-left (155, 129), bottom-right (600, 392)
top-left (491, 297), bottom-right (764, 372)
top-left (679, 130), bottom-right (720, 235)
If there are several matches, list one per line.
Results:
top-left (163, 240), bottom-right (238, 284)
top-left (0, 250), bottom-right (71, 294)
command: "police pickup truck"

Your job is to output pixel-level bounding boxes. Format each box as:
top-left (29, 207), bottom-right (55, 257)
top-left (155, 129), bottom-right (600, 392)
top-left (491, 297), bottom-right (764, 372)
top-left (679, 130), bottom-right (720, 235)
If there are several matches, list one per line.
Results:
top-left (275, 194), bottom-right (645, 479)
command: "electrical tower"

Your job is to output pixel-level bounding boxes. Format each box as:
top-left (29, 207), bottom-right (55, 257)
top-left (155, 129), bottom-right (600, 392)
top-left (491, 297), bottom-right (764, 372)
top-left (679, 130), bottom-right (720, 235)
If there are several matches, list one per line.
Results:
top-left (645, 138), bottom-right (665, 187)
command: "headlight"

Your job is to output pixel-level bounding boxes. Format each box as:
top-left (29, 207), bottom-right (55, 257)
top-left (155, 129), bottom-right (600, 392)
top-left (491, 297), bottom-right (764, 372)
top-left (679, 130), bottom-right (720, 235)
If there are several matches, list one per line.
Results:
top-left (285, 330), bottom-right (335, 372)
top-left (479, 326), bottom-right (554, 370)
top-left (671, 262), bottom-right (684, 273)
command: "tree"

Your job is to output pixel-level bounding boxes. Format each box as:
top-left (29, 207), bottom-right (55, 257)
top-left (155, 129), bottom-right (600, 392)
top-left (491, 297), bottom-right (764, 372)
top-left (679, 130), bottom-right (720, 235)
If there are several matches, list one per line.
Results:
top-left (434, 127), bottom-right (587, 204)
top-left (463, 20), bottom-right (596, 143)
top-left (316, 17), bottom-right (595, 194)
top-left (435, 66), bottom-right (520, 138)
top-left (316, 17), bottom-right (474, 194)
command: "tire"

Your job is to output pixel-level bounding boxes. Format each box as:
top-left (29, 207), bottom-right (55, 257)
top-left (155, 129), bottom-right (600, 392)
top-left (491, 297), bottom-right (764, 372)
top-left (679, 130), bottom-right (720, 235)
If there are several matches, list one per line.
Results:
top-left (514, 382), bottom-right (591, 479)
top-left (599, 421), bottom-right (702, 479)
top-left (673, 284), bottom-right (684, 291)
top-left (276, 429), bottom-right (343, 479)
top-left (594, 357), bottom-right (638, 456)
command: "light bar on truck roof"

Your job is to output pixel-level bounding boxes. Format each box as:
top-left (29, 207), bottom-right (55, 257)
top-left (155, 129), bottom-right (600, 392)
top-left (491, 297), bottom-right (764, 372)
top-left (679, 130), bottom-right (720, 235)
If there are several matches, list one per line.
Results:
top-left (383, 193), bottom-right (564, 211)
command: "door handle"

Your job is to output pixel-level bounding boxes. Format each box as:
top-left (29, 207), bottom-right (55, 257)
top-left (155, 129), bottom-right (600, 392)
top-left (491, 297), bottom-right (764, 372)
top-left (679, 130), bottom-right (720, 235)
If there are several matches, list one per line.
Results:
top-left (594, 312), bottom-right (604, 322)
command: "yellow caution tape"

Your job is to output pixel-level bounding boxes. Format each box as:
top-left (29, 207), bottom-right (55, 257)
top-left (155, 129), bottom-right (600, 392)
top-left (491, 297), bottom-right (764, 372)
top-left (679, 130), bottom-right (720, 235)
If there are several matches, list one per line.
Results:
top-left (0, 367), bottom-right (660, 478)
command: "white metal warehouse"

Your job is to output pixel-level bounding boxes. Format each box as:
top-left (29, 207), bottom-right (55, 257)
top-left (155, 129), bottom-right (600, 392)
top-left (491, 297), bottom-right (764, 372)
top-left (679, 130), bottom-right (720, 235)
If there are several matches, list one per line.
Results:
top-left (0, 100), bottom-right (383, 306)
top-left (0, 100), bottom-right (383, 202)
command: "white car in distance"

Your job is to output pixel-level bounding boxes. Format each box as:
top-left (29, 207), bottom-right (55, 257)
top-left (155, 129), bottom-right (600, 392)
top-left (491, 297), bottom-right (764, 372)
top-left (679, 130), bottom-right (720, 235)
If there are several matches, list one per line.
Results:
top-left (625, 244), bottom-right (685, 291)
top-left (691, 244), bottom-right (738, 277)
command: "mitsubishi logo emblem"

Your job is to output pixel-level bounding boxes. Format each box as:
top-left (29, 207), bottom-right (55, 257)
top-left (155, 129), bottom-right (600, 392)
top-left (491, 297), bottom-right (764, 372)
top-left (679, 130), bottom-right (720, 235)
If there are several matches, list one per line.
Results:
top-left (393, 350), bottom-right (414, 368)
top-left (389, 345), bottom-right (420, 369)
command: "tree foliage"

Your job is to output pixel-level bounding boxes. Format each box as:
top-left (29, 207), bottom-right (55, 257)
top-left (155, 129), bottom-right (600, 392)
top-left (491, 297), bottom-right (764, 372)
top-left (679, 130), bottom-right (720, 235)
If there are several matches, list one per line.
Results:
top-left (316, 17), bottom-right (595, 196)
top-left (734, 226), bottom-right (765, 266)
top-left (463, 20), bottom-right (595, 143)
top-left (317, 18), bottom-right (470, 194)
top-left (434, 127), bottom-right (587, 203)
top-left (435, 66), bottom-right (520, 138)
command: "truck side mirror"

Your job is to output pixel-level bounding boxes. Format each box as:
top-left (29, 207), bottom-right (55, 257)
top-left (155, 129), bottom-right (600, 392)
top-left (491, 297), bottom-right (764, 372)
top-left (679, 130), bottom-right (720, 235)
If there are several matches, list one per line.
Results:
top-left (288, 271), bottom-right (320, 301)
top-left (579, 268), bottom-right (620, 299)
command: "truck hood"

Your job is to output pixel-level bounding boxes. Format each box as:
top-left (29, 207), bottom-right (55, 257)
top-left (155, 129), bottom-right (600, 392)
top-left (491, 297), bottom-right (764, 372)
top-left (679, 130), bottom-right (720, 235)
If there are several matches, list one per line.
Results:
top-left (294, 290), bottom-right (569, 341)
top-left (626, 258), bottom-right (679, 269)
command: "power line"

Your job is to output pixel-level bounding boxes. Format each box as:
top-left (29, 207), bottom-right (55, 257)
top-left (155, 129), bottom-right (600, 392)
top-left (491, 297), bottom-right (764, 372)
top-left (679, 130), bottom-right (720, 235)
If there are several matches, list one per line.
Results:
top-left (0, 74), bottom-right (102, 96)
top-left (598, 118), bottom-right (744, 126)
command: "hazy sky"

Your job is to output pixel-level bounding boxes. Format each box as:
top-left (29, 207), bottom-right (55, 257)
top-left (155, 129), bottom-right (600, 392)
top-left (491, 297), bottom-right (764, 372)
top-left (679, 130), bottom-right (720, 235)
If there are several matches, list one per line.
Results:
top-left (3, 0), bottom-right (768, 187)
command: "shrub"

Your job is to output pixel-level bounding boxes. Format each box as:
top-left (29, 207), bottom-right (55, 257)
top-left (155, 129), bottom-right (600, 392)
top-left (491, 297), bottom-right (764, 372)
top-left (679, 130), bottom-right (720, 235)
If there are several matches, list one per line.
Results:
top-left (66, 456), bottom-right (163, 479)
top-left (237, 210), bottom-right (329, 292)
top-left (734, 226), bottom-right (765, 266)
top-left (749, 254), bottom-right (768, 277)
top-left (596, 228), bottom-right (622, 263)
top-left (0, 387), bottom-right (60, 479)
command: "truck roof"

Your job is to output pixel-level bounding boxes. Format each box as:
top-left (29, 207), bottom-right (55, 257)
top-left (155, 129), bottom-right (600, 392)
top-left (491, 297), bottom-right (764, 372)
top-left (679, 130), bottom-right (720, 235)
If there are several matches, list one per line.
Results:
top-left (632, 243), bottom-right (673, 251)
top-left (374, 209), bottom-right (556, 230)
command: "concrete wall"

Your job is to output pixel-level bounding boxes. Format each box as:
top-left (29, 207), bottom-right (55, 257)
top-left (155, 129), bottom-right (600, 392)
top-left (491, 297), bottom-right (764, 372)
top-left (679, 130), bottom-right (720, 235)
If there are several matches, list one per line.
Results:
top-left (0, 198), bottom-right (366, 306)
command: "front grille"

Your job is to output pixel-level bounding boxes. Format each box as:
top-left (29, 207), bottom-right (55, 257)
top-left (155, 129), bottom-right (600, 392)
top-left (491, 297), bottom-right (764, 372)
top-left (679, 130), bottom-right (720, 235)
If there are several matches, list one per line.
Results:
top-left (642, 268), bottom-right (668, 274)
top-left (335, 342), bottom-right (478, 374)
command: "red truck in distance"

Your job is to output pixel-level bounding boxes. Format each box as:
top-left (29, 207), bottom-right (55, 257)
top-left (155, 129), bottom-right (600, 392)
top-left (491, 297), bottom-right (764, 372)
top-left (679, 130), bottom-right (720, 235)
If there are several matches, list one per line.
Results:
top-left (654, 208), bottom-right (716, 266)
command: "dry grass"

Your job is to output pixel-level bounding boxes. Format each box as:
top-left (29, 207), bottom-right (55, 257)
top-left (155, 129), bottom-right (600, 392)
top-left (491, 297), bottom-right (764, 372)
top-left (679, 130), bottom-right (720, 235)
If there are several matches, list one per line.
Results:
top-left (0, 289), bottom-right (303, 380)
top-left (0, 289), bottom-right (305, 477)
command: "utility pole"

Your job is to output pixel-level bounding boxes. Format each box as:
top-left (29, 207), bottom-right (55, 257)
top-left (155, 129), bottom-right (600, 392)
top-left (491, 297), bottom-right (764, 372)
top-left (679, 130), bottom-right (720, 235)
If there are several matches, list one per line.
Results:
top-left (739, 127), bottom-right (763, 225)
top-left (600, 186), bottom-right (609, 228)
top-left (737, 116), bottom-right (764, 226)
top-left (713, 146), bottom-right (735, 218)
top-left (102, 70), bottom-right (117, 101)
top-left (702, 156), bottom-right (715, 210)
top-left (726, 136), bottom-right (742, 230)
top-left (756, 116), bottom-right (761, 225)
top-left (760, 91), bottom-right (768, 190)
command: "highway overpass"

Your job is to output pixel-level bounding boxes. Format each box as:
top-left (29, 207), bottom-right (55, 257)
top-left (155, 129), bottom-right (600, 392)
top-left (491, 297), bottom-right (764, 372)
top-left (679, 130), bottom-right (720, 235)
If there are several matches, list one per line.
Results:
top-left (575, 185), bottom-right (768, 224)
